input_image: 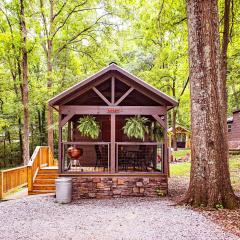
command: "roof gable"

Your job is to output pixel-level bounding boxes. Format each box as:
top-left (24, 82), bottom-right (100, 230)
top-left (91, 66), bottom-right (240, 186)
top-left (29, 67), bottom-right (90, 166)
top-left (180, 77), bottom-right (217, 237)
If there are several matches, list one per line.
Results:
top-left (49, 63), bottom-right (178, 108)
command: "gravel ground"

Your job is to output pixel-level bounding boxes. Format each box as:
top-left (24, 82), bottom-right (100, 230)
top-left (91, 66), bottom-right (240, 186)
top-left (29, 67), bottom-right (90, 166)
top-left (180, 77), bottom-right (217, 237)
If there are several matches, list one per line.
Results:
top-left (0, 195), bottom-right (239, 240)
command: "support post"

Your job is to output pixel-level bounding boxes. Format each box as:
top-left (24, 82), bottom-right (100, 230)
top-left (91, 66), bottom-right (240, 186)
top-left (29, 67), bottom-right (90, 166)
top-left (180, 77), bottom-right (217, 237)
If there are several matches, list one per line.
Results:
top-left (163, 114), bottom-right (169, 176)
top-left (27, 166), bottom-right (33, 192)
top-left (110, 114), bottom-right (116, 172)
top-left (58, 114), bottom-right (63, 174)
top-left (67, 121), bottom-right (71, 141)
top-left (0, 171), bottom-right (3, 199)
top-left (111, 76), bottom-right (115, 105)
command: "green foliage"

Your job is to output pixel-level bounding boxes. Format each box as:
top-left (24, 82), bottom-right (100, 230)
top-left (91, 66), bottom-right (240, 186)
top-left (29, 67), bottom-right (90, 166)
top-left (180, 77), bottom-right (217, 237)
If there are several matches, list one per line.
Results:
top-left (155, 187), bottom-right (166, 197)
top-left (150, 121), bottom-right (164, 142)
top-left (123, 115), bottom-right (149, 140)
top-left (0, 0), bottom-right (240, 166)
top-left (215, 204), bottom-right (224, 209)
top-left (77, 116), bottom-right (101, 139)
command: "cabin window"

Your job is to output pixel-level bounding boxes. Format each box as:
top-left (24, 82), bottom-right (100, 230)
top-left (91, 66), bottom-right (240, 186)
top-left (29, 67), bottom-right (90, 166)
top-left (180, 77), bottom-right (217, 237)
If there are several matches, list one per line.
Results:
top-left (177, 133), bottom-right (186, 142)
top-left (228, 124), bottom-right (232, 133)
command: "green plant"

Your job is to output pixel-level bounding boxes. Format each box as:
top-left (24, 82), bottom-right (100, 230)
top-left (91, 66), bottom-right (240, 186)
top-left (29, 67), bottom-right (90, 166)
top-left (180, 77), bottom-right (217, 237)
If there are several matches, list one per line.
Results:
top-left (215, 204), bottom-right (224, 209)
top-left (155, 187), bottom-right (166, 197)
top-left (77, 116), bottom-right (101, 139)
top-left (150, 121), bottom-right (164, 142)
top-left (123, 115), bottom-right (149, 140)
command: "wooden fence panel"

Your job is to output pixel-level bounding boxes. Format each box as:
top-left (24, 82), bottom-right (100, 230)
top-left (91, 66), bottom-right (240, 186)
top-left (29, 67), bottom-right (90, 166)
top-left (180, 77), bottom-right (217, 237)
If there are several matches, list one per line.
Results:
top-left (0, 146), bottom-right (56, 198)
top-left (0, 166), bottom-right (28, 198)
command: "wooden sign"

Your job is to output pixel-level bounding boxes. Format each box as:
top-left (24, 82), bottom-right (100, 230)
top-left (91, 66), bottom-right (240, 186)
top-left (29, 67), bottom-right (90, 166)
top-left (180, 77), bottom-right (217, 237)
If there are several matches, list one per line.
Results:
top-left (107, 108), bottom-right (120, 113)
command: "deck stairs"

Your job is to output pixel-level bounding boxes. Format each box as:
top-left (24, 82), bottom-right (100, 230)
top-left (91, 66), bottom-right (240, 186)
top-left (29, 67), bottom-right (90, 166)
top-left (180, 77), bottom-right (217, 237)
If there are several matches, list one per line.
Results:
top-left (28, 167), bottom-right (58, 195)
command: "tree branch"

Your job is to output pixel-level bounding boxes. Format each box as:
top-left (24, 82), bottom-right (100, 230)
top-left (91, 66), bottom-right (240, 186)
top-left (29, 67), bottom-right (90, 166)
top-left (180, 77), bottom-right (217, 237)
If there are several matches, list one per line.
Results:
top-left (52, 0), bottom-right (68, 21)
top-left (39, 0), bottom-right (49, 38)
top-left (54, 13), bottom-right (110, 58)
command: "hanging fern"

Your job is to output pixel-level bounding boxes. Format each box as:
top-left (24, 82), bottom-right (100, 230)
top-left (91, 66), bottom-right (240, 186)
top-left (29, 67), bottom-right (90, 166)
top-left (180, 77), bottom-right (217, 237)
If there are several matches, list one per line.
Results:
top-left (123, 115), bottom-right (149, 140)
top-left (77, 116), bottom-right (101, 139)
top-left (150, 121), bottom-right (164, 142)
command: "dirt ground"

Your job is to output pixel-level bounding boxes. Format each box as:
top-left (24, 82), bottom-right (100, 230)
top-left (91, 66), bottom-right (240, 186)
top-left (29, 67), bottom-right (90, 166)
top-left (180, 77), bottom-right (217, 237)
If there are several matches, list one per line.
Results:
top-left (168, 177), bottom-right (240, 238)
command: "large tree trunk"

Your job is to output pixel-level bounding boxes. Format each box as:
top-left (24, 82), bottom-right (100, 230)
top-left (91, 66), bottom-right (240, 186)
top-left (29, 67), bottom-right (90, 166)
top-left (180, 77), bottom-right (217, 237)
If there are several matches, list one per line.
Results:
top-left (182, 0), bottom-right (239, 209)
top-left (19, 0), bottom-right (30, 165)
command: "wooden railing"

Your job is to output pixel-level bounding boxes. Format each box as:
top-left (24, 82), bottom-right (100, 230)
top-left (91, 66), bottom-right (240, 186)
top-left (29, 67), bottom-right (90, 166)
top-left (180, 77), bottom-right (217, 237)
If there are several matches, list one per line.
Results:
top-left (0, 166), bottom-right (28, 199)
top-left (0, 146), bottom-right (56, 199)
top-left (27, 146), bottom-right (55, 192)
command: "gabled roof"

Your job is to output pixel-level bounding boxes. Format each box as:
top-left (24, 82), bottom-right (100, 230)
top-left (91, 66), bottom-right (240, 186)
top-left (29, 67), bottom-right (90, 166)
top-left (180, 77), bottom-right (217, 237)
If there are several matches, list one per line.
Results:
top-left (168, 125), bottom-right (191, 133)
top-left (49, 63), bottom-right (178, 108)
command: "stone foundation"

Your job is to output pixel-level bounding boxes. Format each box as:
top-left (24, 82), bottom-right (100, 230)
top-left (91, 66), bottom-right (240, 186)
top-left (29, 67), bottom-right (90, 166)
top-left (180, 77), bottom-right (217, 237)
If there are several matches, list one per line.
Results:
top-left (72, 175), bottom-right (168, 200)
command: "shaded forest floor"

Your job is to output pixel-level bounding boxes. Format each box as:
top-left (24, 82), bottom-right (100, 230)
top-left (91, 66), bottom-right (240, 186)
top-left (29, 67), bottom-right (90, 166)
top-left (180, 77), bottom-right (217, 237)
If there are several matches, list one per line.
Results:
top-left (168, 176), bottom-right (240, 238)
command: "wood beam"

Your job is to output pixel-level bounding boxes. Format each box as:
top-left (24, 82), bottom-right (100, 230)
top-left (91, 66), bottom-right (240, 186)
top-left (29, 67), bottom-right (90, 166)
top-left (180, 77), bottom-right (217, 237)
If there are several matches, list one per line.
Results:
top-left (115, 87), bottom-right (134, 105)
top-left (60, 113), bottom-right (74, 127)
top-left (163, 114), bottom-right (169, 176)
top-left (111, 76), bottom-right (115, 105)
top-left (116, 75), bottom-right (166, 106)
top-left (110, 114), bottom-right (116, 173)
top-left (60, 105), bottom-right (166, 116)
top-left (59, 74), bottom-right (111, 105)
top-left (58, 114), bottom-right (63, 174)
top-left (152, 114), bottom-right (166, 128)
top-left (92, 87), bottom-right (111, 106)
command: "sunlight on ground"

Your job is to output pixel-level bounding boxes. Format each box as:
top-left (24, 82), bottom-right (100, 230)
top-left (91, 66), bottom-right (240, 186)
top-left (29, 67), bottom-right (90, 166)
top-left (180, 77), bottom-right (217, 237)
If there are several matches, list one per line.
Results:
top-left (170, 151), bottom-right (240, 190)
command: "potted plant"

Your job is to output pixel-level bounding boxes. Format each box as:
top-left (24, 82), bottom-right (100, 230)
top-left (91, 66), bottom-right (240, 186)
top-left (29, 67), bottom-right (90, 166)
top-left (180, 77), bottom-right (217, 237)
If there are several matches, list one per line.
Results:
top-left (150, 121), bottom-right (164, 142)
top-left (123, 115), bottom-right (149, 140)
top-left (77, 115), bottom-right (101, 139)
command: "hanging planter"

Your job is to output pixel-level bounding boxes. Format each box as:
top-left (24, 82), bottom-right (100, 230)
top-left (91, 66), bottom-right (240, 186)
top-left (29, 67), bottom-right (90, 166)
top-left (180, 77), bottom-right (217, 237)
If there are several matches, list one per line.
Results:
top-left (150, 121), bottom-right (164, 142)
top-left (123, 115), bottom-right (149, 140)
top-left (77, 115), bottom-right (101, 139)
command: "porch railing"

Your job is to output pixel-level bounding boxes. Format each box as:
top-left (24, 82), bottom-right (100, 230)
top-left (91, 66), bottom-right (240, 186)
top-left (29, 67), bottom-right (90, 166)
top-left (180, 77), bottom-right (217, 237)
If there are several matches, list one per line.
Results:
top-left (61, 142), bottom-right (110, 173)
top-left (116, 142), bottom-right (163, 173)
top-left (27, 146), bottom-right (55, 192)
top-left (0, 166), bottom-right (28, 199)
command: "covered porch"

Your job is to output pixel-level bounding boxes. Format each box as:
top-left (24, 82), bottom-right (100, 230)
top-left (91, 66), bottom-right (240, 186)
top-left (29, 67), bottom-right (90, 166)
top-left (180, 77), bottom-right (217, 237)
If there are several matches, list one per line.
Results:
top-left (49, 64), bottom-right (177, 176)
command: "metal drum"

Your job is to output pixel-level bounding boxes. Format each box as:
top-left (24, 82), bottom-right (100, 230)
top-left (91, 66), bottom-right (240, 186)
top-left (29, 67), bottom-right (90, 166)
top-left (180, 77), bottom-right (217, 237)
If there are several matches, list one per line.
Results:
top-left (55, 177), bottom-right (72, 203)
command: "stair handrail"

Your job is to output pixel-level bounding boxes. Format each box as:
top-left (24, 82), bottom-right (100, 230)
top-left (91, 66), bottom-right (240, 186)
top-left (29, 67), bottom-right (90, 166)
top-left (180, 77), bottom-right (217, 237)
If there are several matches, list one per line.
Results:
top-left (28, 146), bottom-right (53, 192)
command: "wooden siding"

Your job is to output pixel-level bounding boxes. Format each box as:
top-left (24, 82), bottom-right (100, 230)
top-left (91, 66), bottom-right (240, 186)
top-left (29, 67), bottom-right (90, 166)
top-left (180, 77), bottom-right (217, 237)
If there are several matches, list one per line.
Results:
top-left (228, 111), bottom-right (240, 141)
top-left (228, 111), bottom-right (240, 149)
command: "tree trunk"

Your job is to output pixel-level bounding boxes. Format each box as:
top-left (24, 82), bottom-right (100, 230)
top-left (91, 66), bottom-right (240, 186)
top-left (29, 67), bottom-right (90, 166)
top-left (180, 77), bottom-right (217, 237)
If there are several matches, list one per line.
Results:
top-left (47, 2), bottom-right (54, 153)
top-left (19, 0), bottom-right (30, 165)
top-left (47, 39), bottom-right (54, 153)
top-left (182, 0), bottom-right (239, 209)
top-left (18, 117), bottom-right (23, 162)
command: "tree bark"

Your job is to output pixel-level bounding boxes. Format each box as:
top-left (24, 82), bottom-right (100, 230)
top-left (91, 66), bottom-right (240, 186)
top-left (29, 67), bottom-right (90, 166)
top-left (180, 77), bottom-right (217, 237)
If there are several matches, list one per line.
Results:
top-left (47, 1), bottom-right (54, 154)
top-left (19, 0), bottom-right (30, 165)
top-left (182, 0), bottom-right (239, 209)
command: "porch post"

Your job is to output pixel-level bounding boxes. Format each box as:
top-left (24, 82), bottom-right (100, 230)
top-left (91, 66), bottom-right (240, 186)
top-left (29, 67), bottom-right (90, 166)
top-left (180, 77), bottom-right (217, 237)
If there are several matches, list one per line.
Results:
top-left (163, 114), bottom-right (169, 176)
top-left (110, 114), bottom-right (116, 173)
top-left (58, 113), bottom-right (63, 174)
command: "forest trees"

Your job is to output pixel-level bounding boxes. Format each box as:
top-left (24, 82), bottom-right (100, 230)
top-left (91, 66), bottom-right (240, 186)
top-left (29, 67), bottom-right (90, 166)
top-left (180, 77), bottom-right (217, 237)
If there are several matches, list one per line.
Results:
top-left (183, 0), bottom-right (239, 208)
top-left (39, 0), bottom-right (111, 152)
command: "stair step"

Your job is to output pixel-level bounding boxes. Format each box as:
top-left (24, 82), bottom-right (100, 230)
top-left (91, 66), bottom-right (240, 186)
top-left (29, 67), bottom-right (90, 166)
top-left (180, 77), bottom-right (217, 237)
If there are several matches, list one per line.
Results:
top-left (34, 179), bottom-right (56, 185)
top-left (29, 190), bottom-right (55, 195)
top-left (38, 170), bottom-right (58, 174)
top-left (36, 174), bottom-right (58, 179)
top-left (33, 184), bottom-right (56, 191)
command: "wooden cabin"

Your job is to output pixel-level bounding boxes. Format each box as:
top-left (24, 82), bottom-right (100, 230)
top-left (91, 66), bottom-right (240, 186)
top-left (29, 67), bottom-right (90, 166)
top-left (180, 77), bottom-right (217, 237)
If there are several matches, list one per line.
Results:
top-left (168, 125), bottom-right (191, 149)
top-left (47, 63), bottom-right (177, 199)
top-left (227, 110), bottom-right (240, 150)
